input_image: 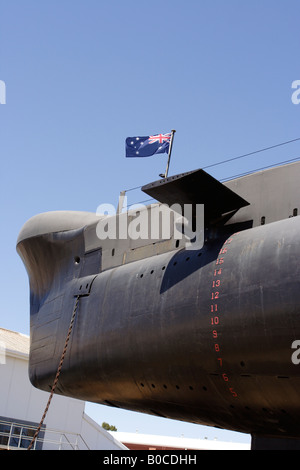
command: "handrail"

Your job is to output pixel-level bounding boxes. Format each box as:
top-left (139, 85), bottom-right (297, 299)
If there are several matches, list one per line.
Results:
top-left (0, 419), bottom-right (89, 450)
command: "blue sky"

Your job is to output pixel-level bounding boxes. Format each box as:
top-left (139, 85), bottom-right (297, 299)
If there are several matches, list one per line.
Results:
top-left (1, 0), bottom-right (300, 443)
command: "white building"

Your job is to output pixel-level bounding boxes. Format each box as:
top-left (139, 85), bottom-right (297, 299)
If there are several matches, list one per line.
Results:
top-left (110, 432), bottom-right (250, 451)
top-left (0, 327), bottom-right (127, 450)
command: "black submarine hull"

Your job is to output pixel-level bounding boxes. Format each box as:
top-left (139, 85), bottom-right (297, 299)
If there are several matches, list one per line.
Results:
top-left (17, 213), bottom-right (300, 439)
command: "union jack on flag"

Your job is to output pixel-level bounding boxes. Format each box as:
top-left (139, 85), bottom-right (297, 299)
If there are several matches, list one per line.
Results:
top-left (125, 132), bottom-right (171, 158)
top-left (148, 133), bottom-right (171, 144)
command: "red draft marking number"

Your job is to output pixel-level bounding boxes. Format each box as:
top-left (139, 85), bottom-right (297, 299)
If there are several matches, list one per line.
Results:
top-left (209, 233), bottom-right (239, 399)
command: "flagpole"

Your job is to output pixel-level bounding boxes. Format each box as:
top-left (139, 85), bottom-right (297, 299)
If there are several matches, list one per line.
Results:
top-left (160, 129), bottom-right (176, 178)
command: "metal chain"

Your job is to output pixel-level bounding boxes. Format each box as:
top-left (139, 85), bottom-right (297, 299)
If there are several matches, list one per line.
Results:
top-left (27, 295), bottom-right (80, 450)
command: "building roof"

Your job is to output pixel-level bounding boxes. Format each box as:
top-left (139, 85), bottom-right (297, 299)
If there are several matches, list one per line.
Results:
top-left (0, 327), bottom-right (29, 358)
top-left (109, 431), bottom-right (251, 451)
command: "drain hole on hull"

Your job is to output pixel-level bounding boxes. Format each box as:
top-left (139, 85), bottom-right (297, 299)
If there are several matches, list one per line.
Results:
top-left (140, 382), bottom-right (207, 392)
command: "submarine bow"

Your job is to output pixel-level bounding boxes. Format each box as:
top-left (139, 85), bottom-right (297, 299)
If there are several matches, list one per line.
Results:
top-left (17, 162), bottom-right (300, 441)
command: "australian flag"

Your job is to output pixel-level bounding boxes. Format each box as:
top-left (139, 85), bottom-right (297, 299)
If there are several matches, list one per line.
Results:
top-left (125, 133), bottom-right (171, 158)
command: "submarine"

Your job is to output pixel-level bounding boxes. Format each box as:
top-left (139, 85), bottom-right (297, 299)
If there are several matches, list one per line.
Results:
top-left (17, 160), bottom-right (300, 450)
